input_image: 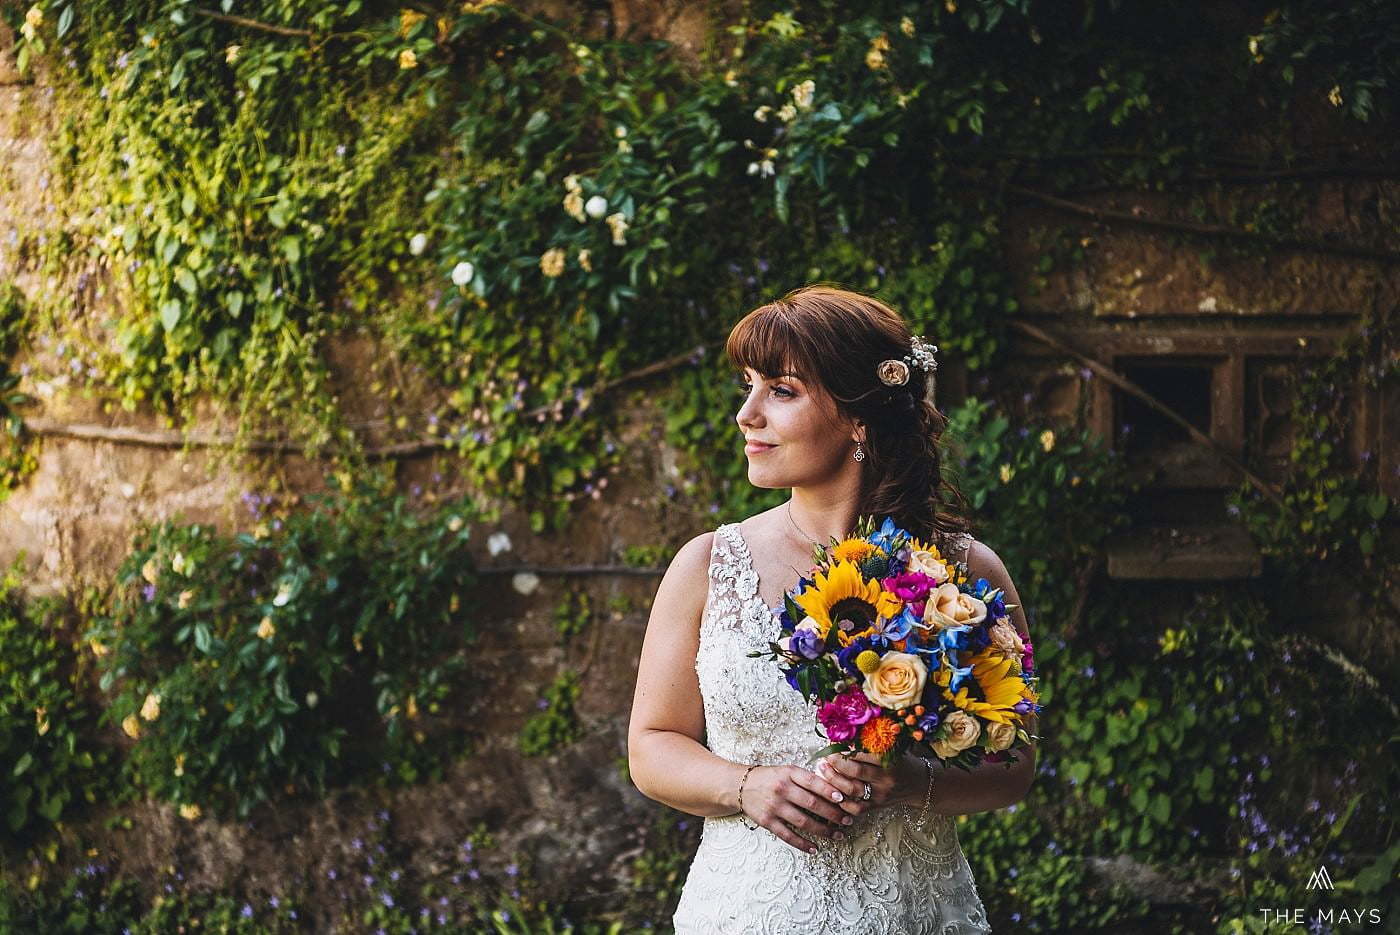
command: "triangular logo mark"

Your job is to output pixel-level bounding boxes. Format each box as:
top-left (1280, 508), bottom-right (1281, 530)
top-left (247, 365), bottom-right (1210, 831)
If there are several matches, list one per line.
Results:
top-left (1305, 865), bottom-right (1334, 890)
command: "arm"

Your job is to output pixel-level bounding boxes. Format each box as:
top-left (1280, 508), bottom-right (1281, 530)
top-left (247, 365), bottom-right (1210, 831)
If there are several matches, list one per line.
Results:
top-left (626, 531), bottom-right (741, 817)
top-left (626, 531), bottom-right (853, 851)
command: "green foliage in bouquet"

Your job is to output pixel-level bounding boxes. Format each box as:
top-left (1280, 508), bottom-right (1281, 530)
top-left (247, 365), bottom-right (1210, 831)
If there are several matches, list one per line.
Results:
top-left (82, 484), bottom-right (481, 819)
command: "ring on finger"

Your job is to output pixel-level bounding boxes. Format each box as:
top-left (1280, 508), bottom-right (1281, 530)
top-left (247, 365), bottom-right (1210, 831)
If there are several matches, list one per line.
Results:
top-left (861, 781), bottom-right (872, 801)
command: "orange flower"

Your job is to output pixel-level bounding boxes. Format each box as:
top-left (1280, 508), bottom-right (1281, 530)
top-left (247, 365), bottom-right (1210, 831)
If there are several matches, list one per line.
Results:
top-left (859, 716), bottom-right (901, 755)
top-left (830, 538), bottom-right (877, 564)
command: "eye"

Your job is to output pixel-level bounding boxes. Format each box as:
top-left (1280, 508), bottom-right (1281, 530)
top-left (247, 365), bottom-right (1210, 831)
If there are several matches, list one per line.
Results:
top-left (734, 380), bottom-right (793, 399)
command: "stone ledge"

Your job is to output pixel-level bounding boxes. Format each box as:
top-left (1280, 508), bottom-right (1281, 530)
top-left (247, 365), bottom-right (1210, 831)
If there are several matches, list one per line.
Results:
top-left (1106, 522), bottom-right (1262, 580)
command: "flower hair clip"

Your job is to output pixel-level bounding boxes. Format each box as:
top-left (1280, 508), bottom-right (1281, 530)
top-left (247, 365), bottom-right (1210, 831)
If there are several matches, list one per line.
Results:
top-left (876, 335), bottom-right (939, 387)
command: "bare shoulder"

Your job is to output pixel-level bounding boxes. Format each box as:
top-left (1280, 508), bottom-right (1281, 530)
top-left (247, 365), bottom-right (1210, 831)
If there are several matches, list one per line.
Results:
top-left (964, 537), bottom-right (1013, 581)
top-left (668, 529), bottom-right (717, 576)
top-left (656, 529), bottom-right (717, 595)
top-left (963, 538), bottom-right (1031, 639)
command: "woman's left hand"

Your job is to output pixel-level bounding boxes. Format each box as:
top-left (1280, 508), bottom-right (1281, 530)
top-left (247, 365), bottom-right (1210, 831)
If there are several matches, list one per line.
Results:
top-left (816, 752), bottom-right (920, 815)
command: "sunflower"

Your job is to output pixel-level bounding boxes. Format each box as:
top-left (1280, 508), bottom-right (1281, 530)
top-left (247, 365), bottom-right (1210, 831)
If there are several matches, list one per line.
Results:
top-left (905, 536), bottom-right (940, 557)
top-left (934, 646), bottom-right (1032, 725)
top-left (792, 559), bottom-right (902, 646)
top-left (831, 538), bottom-right (879, 565)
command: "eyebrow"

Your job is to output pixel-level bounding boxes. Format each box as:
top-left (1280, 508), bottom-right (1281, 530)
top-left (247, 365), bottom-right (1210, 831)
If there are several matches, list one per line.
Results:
top-left (740, 369), bottom-right (802, 382)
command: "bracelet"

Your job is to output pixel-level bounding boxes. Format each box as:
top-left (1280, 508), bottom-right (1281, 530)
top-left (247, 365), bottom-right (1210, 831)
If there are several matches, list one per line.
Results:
top-left (736, 763), bottom-right (759, 831)
top-left (915, 757), bottom-right (936, 832)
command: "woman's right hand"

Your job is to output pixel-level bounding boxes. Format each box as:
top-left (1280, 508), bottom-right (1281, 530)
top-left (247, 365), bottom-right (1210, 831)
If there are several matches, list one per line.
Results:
top-left (740, 765), bottom-right (856, 853)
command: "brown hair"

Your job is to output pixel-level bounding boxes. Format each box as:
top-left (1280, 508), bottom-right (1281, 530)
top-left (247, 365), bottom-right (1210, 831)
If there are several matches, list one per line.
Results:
top-left (725, 283), bottom-right (974, 549)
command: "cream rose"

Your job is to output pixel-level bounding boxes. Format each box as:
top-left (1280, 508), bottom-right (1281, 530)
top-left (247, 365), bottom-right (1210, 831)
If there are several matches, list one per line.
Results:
top-left (140, 692), bottom-right (162, 722)
top-left (861, 651), bottom-right (928, 709)
top-left (984, 720), bottom-right (1016, 752)
top-left (905, 550), bottom-right (949, 584)
top-left (988, 620), bottom-right (1024, 655)
top-left (930, 710), bottom-right (980, 758)
top-left (927, 582), bottom-right (987, 630)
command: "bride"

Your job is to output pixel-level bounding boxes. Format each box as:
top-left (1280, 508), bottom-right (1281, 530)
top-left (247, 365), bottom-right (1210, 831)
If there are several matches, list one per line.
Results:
top-left (627, 284), bottom-right (1037, 933)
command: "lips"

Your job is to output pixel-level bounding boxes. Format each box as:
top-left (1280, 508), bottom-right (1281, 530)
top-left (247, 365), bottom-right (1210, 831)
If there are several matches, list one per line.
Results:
top-left (744, 440), bottom-right (777, 454)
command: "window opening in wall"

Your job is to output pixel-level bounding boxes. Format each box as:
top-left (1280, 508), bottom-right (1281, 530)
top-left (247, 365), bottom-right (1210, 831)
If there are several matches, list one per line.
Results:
top-left (1116, 360), bottom-right (1213, 459)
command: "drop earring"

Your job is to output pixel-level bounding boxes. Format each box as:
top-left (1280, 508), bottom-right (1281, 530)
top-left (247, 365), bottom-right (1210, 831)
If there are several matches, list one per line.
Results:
top-left (853, 442), bottom-right (865, 462)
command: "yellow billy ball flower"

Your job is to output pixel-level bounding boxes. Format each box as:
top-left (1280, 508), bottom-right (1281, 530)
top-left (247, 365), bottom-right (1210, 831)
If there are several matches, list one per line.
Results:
top-left (855, 650), bottom-right (882, 674)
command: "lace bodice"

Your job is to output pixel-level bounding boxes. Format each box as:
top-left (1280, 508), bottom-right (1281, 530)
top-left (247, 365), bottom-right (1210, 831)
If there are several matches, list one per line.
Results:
top-left (673, 523), bottom-right (992, 934)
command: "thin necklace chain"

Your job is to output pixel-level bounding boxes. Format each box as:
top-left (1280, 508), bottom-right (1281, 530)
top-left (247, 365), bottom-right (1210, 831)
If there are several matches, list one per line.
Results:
top-left (785, 500), bottom-right (822, 547)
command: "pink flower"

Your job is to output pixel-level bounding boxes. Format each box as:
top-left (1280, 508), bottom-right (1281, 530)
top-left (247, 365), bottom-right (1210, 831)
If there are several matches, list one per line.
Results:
top-left (883, 571), bottom-right (936, 603)
top-left (817, 687), bottom-right (879, 742)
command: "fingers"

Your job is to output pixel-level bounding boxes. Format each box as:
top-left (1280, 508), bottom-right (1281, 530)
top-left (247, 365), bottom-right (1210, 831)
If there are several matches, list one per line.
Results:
top-left (789, 769), bottom-right (858, 826)
top-left (754, 803), bottom-right (828, 854)
top-left (819, 755), bottom-right (893, 807)
top-left (815, 759), bottom-right (866, 812)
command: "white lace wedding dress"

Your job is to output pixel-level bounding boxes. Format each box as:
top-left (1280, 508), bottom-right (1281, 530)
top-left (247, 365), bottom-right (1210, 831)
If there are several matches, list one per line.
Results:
top-left (672, 522), bottom-right (993, 934)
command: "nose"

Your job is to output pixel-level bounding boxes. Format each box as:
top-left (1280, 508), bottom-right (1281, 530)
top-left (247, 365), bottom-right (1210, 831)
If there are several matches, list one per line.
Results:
top-left (736, 386), bottom-right (762, 430)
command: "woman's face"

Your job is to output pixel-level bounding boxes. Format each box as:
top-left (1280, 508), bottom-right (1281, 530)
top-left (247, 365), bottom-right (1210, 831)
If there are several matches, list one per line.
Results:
top-left (735, 366), bottom-right (859, 489)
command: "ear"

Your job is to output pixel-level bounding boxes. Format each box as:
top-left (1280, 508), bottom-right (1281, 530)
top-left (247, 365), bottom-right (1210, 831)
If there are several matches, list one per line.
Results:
top-left (851, 420), bottom-right (866, 445)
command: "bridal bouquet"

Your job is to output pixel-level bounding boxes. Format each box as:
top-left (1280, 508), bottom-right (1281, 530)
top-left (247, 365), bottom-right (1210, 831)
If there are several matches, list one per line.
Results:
top-left (752, 516), bottom-right (1040, 770)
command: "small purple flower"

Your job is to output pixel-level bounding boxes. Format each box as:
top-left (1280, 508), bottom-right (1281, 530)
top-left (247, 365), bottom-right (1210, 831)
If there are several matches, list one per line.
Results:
top-left (269, 896), bottom-right (279, 908)
top-left (506, 863), bottom-right (518, 877)
top-left (241, 903), bottom-right (253, 918)
top-left (380, 892), bottom-right (394, 908)
top-left (791, 628), bottom-right (824, 660)
top-left (327, 868), bottom-right (338, 880)
top-left (142, 583), bottom-right (156, 602)
top-left (468, 869), bottom-right (480, 881)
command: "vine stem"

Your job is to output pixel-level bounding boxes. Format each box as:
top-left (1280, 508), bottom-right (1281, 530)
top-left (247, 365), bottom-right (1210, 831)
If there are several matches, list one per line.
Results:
top-left (18, 341), bottom-right (722, 457)
top-left (190, 8), bottom-right (315, 38)
top-left (1000, 181), bottom-right (1400, 263)
top-left (477, 563), bottom-right (662, 577)
top-left (1008, 319), bottom-right (1286, 507)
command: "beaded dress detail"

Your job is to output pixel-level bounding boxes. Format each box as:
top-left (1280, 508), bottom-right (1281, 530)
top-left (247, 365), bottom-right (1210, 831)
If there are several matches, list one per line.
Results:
top-left (672, 523), bottom-right (993, 934)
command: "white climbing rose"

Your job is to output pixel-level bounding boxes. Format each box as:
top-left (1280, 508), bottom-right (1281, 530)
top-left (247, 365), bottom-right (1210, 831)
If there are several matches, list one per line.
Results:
top-left (585, 195), bottom-right (609, 219)
top-left (451, 261), bottom-right (475, 286)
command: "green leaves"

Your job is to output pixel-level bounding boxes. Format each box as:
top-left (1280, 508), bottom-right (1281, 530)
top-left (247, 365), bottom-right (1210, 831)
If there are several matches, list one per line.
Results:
top-left (82, 488), bottom-right (482, 819)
